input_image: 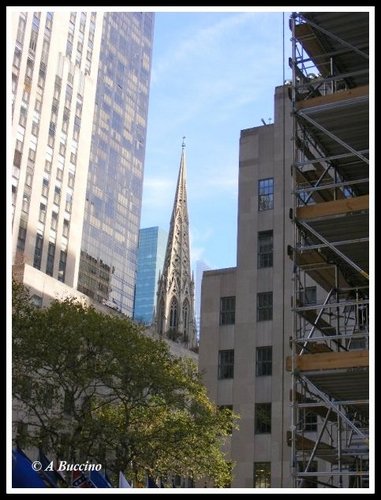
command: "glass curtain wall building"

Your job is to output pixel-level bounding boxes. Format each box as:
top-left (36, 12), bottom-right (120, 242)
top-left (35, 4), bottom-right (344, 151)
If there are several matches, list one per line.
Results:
top-left (133, 226), bottom-right (168, 324)
top-left (10, 10), bottom-right (154, 315)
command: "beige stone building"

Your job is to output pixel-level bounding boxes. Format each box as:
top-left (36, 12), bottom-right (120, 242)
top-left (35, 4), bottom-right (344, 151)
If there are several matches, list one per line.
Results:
top-left (198, 85), bottom-right (294, 488)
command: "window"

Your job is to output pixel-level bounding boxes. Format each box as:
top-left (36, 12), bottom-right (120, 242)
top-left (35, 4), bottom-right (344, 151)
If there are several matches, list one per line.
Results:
top-left (218, 349), bottom-right (234, 379)
top-left (63, 219), bottom-right (70, 237)
top-left (169, 298), bottom-right (178, 330)
top-left (22, 193), bottom-right (30, 213)
top-left (17, 224), bottom-right (27, 252)
top-left (58, 250), bottom-right (67, 282)
top-left (51, 211), bottom-right (58, 230)
top-left (182, 299), bottom-right (189, 331)
top-left (256, 346), bottom-right (272, 376)
top-left (258, 231), bottom-right (273, 268)
top-left (13, 149), bottom-right (22, 168)
top-left (53, 186), bottom-right (61, 205)
top-left (46, 242), bottom-right (55, 276)
top-left (68, 172), bottom-right (75, 188)
top-left (42, 178), bottom-right (49, 198)
top-left (39, 203), bottom-right (46, 223)
top-left (33, 233), bottom-right (43, 269)
top-left (254, 462), bottom-right (271, 488)
top-left (304, 412), bottom-right (318, 432)
top-left (56, 168), bottom-right (63, 181)
top-left (220, 296), bottom-right (235, 325)
top-left (258, 178), bottom-right (274, 211)
top-left (257, 292), bottom-right (273, 321)
top-left (255, 403), bottom-right (271, 434)
top-left (304, 286), bottom-right (317, 305)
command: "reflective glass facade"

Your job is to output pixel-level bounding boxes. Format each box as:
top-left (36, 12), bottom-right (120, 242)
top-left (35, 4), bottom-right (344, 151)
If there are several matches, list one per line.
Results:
top-left (78, 13), bottom-right (154, 315)
top-left (133, 226), bottom-right (167, 324)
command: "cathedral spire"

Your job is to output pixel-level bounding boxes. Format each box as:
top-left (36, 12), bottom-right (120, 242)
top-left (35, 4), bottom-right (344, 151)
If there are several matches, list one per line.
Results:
top-left (155, 140), bottom-right (196, 349)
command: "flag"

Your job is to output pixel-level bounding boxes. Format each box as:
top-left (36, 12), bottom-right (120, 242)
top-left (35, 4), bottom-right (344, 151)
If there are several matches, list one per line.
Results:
top-left (90, 469), bottom-right (112, 488)
top-left (12, 447), bottom-right (47, 488)
top-left (38, 449), bottom-right (66, 487)
top-left (119, 471), bottom-right (132, 488)
top-left (72, 469), bottom-right (95, 488)
top-left (147, 476), bottom-right (158, 488)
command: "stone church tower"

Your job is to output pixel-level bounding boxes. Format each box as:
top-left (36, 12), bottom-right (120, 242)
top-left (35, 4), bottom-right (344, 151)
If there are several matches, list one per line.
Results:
top-left (155, 140), bottom-right (196, 349)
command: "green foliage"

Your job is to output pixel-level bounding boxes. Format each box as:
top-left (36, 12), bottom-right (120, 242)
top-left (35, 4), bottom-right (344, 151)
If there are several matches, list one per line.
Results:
top-left (12, 281), bottom-right (238, 487)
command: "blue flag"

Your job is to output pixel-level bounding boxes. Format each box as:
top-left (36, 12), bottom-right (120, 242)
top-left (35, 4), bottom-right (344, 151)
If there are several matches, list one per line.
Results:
top-left (12, 447), bottom-right (46, 488)
top-left (90, 469), bottom-right (112, 488)
top-left (147, 476), bottom-right (158, 488)
top-left (38, 449), bottom-right (66, 487)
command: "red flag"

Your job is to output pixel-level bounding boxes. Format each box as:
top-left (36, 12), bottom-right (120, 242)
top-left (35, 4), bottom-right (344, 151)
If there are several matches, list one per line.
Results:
top-left (72, 470), bottom-right (95, 488)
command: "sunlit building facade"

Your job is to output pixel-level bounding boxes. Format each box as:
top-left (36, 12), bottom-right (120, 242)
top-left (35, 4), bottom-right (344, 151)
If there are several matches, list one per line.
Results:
top-left (134, 226), bottom-right (167, 324)
top-left (10, 10), bottom-right (154, 314)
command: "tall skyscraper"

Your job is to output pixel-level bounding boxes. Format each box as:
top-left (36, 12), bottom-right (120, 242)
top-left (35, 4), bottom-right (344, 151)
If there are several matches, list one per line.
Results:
top-left (10, 10), bottom-right (154, 315)
top-left (154, 141), bottom-right (197, 349)
top-left (134, 226), bottom-right (167, 325)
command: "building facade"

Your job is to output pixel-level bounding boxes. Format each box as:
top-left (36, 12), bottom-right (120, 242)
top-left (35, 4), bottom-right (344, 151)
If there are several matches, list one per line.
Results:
top-left (154, 143), bottom-right (197, 350)
top-left (134, 226), bottom-right (168, 324)
top-left (194, 260), bottom-right (211, 340)
top-left (198, 85), bottom-right (294, 488)
top-left (10, 10), bottom-right (154, 315)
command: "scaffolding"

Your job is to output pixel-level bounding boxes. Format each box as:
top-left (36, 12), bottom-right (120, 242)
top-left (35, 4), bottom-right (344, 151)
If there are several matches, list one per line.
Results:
top-left (288, 12), bottom-right (369, 488)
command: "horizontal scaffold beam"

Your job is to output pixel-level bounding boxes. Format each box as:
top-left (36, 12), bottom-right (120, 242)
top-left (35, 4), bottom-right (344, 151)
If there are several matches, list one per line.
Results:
top-left (296, 85), bottom-right (369, 111)
top-left (296, 194), bottom-right (368, 220)
top-left (286, 350), bottom-right (368, 372)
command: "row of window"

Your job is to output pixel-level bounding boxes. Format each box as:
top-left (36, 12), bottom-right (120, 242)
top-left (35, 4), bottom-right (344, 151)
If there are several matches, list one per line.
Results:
top-left (220, 292), bottom-right (273, 325)
top-left (218, 347), bottom-right (272, 379)
top-left (253, 461), bottom-right (318, 488)
top-left (220, 286), bottom-right (317, 326)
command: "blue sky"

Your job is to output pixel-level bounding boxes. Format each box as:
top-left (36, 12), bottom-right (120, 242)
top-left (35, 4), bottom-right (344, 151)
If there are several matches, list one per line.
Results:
top-left (140, 9), bottom-right (292, 271)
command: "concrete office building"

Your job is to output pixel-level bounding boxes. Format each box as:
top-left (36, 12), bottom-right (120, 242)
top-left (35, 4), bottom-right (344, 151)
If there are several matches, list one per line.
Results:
top-left (134, 226), bottom-right (167, 324)
top-left (198, 85), bottom-right (294, 488)
top-left (199, 10), bottom-right (370, 489)
top-left (10, 10), bottom-right (154, 315)
top-left (194, 260), bottom-right (211, 340)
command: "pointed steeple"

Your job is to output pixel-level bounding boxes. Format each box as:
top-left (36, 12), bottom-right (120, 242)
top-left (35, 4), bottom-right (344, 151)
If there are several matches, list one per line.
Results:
top-left (155, 139), bottom-right (196, 349)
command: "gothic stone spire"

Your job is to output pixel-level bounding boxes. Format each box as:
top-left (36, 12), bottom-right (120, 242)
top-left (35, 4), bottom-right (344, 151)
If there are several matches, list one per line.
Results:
top-left (155, 140), bottom-right (196, 349)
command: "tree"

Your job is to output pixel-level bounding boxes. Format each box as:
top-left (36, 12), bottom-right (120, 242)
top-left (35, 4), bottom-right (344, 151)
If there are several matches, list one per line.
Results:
top-left (12, 281), bottom-right (238, 487)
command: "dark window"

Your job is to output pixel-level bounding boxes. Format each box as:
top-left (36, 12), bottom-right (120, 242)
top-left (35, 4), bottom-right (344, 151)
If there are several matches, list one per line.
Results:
top-left (256, 346), bottom-right (272, 376)
top-left (17, 224), bottom-right (27, 252)
top-left (58, 250), bottom-right (67, 282)
top-left (169, 298), bottom-right (178, 330)
top-left (304, 411), bottom-right (318, 432)
top-left (218, 349), bottom-right (234, 379)
top-left (254, 462), bottom-right (271, 488)
top-left (305, 286), bottom-right (317, 305)
top-left (257, 292), bottom-right (273, 321)
top-left (220, 296), bottom-right (235, 325)
top-left (258, 178), bottom-right (274, 211)
top-left (258, 231), bottom-right (273, 268)
top-left (33, 234), bottom-right (43, 269)
top-left (255, 403), bottom-right (271, 434)
top-left (46, 242), bottom-right (55, 276)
